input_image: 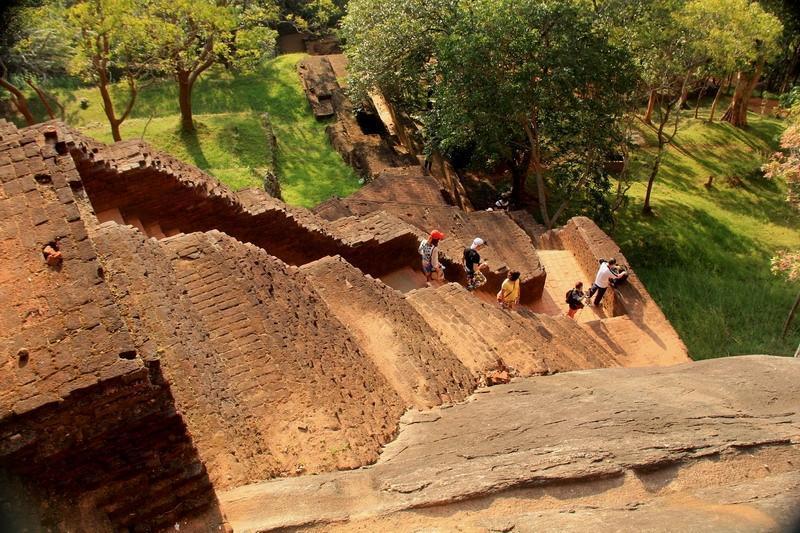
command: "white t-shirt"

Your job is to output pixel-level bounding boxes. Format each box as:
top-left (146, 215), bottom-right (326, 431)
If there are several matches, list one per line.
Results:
top-left (418, 239), bottom-right (440, 268)
top-left (594, 262), bottom-right (616, 288)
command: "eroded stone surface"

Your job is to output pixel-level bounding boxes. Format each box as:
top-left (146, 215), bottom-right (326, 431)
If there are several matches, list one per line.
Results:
top-left (220, 355), bottom-right (800, 531)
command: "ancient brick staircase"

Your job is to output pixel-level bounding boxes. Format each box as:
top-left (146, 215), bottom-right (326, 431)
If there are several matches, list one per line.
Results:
top-left (300, 256), bottom-right (476, 408)
top-left (0, 117), bottom-right (691, 530)
top-left (406, 283), bottom-right (621, 377)
top-left (95, 224), bottom-right (410, 490)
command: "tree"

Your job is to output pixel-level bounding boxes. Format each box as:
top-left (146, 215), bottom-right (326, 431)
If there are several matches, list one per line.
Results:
top-left (145, 0), bottom-right (278, 132)
top-left (0, 2), bottom-right (73, 125)
top-left (68, 0), bottom-right (154, 141)
top-left (762, 106), bottom-right (800, 340)
top-left (707, 0), bottom-right (783, 127)
top-left (344, 0), bottom-right (635, 228)
top-left (756, 0), bottom-right (800, 93)
top-left (594, 0), bottom-right (694, 126)
top-left (596, 0), bottom-right (704, 214)
top-left (279, 0), bottom-right (346, 36)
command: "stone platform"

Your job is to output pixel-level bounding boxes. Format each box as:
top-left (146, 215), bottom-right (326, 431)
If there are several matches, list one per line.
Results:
top-left (221, 356), bottom-right (800, 532)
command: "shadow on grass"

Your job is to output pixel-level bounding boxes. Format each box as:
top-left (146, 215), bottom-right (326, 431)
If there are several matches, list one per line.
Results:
top-left (612, 199), bottom-right (799, 358)
top-left (178, 128), bottom-right (211, 170)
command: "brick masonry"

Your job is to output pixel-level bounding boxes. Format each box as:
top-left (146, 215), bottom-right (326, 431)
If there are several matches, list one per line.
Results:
top-left (0, 118), bottom-right (689, 530)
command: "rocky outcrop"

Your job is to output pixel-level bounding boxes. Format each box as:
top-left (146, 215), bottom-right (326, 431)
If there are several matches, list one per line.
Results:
top-left (220, 355), bottom-right (800, 532)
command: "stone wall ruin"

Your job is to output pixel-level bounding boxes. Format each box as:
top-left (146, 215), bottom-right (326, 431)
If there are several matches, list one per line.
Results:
top-left (0, 117), bottom-right (690, 530)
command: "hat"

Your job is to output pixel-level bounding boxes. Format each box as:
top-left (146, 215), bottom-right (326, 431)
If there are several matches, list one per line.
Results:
top-left (471, 237), bottom-right (485, 249)
top-left (430, 230), bottom-right (445, 240)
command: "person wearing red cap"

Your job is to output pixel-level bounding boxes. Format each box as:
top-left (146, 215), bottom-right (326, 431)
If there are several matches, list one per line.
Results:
top-left (419, 230), bottom-right (445, 281)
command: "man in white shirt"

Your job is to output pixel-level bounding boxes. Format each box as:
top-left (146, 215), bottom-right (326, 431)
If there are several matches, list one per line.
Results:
top-left (588, 258), bottom-right (623, 306)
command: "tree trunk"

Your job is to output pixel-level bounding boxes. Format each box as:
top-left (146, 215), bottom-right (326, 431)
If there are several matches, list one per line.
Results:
top-left (642, 99), bottom-right (676, 215)
top-left (783, 289), bottom-right (800, 339)
top-left (643, 90), bottom-right (657, 124)
top-left (178, 71), bottom-right (194, 132)
top-left (678, 71), bottom-right (692, 109)
top-left (642, 146), bottom-right (663, 215)
top-left (780, 41), bottom-right (800, 94)
top-left (0, 77), bottom-right (35, 125)
top-left (721, 62), bottom-right (763, 128)
top-left (97, 75), bottom-right (122, 142)
top-left (708, 77), bottom-right (727, 123)
top-left (508, 135), bottom-right (532, 209)
top-left (523, 115), bottom-right (550, 227)
top-left (25, 79), bottom-right (55, 120)
top-left (694, 80), bottom-right (709, 119)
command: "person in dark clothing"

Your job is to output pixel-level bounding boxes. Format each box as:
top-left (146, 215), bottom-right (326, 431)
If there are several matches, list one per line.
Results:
top-left (463, 237), bottom-right (487, 290)
top-left (565, 281), bottom-right (585, 319)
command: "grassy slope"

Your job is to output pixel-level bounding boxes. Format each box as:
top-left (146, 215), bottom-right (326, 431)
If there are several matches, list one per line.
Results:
top-left (615, 105), bottom-right (800, 359)
top-left (12, 53), bottom-right (359, 205)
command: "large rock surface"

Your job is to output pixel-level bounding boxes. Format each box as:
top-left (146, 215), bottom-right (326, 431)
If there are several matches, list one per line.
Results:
top-left (221, 355), bottom-right (800, 531)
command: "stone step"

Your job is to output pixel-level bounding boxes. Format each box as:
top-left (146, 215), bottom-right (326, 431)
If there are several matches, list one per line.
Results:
top-left (583, 315), bottom-right (688, 367)
top-left (406, 283), bottom-right (619, 378)
top-left (300, 255), bottom-right (476, 409)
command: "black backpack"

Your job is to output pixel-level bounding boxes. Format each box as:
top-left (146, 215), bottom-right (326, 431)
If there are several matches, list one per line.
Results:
top-left (565, 289), bottom-right (573, 304)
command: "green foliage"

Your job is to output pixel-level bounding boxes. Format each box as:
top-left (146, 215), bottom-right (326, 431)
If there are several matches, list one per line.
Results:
top-left (280, 0), bottom-right (346, 35)
top-left (616, 106), bottom-right (800, 358)
top-left (38, 54), bottom-right (358, 205)
top-left (2, 2), bottom-right (73, 82)
top-left (144, 0), bottom-right (278, 75)
top-left (67, 0), bottom-right (156, 83)
top-left (681, 0), bottom-right (783, 76)
top-left (344, 0), bottom-right (636, 225)
top-left (596, 0), bottom-right (700, 101)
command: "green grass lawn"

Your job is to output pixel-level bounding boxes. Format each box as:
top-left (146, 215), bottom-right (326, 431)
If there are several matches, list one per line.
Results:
top-left (613, 104), bottom-right (800, 359)
top-left (10, 53), bottom-right (359, 206)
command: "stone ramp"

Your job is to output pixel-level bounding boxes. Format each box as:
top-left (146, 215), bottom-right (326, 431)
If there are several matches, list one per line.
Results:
top-left (532, 249), bottom-right (603, 322)
top-left (300, 255), bottom-right (475, 408)
top-left (219, 355), bottom-right (800, 532)
top-left (584, 315), bottom-right (690, 367)
top-left (405, 283), bottom-right (619, 378)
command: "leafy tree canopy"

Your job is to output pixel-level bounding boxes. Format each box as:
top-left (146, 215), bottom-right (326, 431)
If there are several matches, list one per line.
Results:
top-left (344, 0), bottom-right (636, 227)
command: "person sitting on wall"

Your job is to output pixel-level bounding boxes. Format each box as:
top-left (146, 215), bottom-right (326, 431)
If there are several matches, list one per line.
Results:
top-left (419, 230), bottom-right (445, 282)
top-left (463, 238), bottom-right (488, 291)
top-left (497, 270), bottom-right (521, 310)
top-left (587, 258), bottom-right (623, 306)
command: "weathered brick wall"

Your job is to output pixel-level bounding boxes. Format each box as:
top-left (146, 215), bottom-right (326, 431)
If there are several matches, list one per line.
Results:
top-left (95, 224), bottom-right (407, 489)
top-left (0, 372), bottom-right (226, 532)
top-left (55, 136), bottom-right (426, 278)
top-left (0, 122), bottom-right (140, 417)
top-left (0, 121), bottom-right (225, 530)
